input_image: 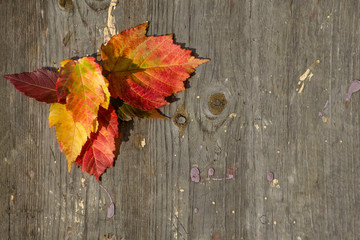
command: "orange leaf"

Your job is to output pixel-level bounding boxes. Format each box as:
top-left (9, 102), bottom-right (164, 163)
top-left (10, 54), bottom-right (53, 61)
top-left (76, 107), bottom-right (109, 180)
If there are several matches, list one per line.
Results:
top-left (56, 57), bottom-right (110, 136)
top-left (76, 105), bottom-right (119, 180)
top-left (49, 103), bottom-right (88, 172)
top-left (101, 22), bottom-right (209, 110)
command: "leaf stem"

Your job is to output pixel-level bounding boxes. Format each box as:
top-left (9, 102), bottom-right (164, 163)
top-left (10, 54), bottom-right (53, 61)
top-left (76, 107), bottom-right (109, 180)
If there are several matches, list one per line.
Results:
top-left (99, 184), bottom-right (115, 218)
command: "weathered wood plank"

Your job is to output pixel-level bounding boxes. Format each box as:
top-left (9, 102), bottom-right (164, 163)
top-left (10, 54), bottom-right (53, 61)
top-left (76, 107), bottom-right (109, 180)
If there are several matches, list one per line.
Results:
top-left (3, 0), bottom-right (360, 239)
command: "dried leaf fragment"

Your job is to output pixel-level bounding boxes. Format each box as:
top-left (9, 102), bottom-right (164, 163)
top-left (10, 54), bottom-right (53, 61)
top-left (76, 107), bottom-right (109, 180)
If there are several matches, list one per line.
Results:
top-left (345, 80), bottom-right (360, 107)
top-left (117, 101), bottom-right (167, 121)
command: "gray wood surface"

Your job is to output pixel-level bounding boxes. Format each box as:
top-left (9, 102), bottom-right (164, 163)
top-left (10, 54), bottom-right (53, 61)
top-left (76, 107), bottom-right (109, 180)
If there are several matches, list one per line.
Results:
top-left (1, 0), bottom-right (360, 239)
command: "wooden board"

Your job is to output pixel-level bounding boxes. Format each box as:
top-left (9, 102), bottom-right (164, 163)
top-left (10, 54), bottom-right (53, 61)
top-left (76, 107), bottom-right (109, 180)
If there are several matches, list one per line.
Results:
top-left (1, 0), bottom-right (360, 239)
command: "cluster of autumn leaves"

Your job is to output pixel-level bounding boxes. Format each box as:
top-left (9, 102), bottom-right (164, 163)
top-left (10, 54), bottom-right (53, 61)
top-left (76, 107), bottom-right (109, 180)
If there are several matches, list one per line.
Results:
top-left (4, 22), bottom-right (209, 180)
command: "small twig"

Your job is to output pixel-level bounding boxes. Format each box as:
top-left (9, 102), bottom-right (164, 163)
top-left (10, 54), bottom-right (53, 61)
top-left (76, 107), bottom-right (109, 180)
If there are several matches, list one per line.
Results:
top-left (49, 146), bottom-right (57, 163)
top-left (99, 184), bottom-right (115, 218)
top-left (172, 213), bottom-right (189, 235)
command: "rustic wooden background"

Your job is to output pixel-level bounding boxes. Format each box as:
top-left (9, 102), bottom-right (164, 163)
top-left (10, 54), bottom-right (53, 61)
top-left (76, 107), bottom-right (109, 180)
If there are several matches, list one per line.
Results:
top-left (2, 0), bottom-right (360, 239)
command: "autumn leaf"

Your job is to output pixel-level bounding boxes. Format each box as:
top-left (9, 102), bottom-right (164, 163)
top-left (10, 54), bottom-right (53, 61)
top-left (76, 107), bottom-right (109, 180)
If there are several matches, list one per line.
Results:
top-left (49, 103), bottom-right (88, 172)
top-left (76, 105), bottom-right (119, 180)
top-left (6, 22), bottom-right (209, 181)
top-left (3, 69), bottom-right (58, 103)
top-left (56, 57), bottom-right (110, 136)
top-left (117, 101), bottom-right (167, 121)
top-left (101, 22), bottom-right (209, 110)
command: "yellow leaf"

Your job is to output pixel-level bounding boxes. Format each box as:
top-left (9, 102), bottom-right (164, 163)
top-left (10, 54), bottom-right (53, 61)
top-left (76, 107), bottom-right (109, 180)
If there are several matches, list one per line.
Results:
top-left (60, 58), bottom-right (72, 67)
top-left (100, 85), bottom-right (110, 109)
top-left (49, 103), bottom-right (88, 172)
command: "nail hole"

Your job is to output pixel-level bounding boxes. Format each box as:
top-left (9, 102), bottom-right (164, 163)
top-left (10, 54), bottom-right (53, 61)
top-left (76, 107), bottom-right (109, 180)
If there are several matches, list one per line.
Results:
top-left (174, 113), bottom-right (187, 127)
top-left (173, 103), bottom-right (188, 136)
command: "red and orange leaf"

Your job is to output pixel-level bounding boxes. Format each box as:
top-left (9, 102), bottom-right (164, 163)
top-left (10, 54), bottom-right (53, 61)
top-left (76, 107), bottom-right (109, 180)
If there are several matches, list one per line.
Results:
top-left (56, 57), bottom-right (110, 136)
top-left (101, 22), bottom-right (209, 110)
top-left (76, 105), bottom-right (119, 181)
top-left (49, 103), bottom-right (88, 172)
top-left (3, 69), bottom-right (58, 103)
top-left (117, 101), bottom-right (167, 121)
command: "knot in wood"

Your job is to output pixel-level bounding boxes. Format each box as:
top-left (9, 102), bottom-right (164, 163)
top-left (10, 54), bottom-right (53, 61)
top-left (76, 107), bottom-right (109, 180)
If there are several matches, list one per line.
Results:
top-left (174, 113), bottom-right (187, 126)
top-left (208, 93), bottom-right (227, 115)
top-left (58, 0), bottom-right (73, 9)
top-left (85, 0), bottom-right (113, 11)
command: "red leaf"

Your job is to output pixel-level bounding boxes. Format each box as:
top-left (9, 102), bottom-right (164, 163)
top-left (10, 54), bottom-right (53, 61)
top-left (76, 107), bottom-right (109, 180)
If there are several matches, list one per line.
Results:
top-left (76, 105), bottom-right (119, 181)
top-left (4, 69), bottom-right (58, 103)
top-left (101, 22), bottom-right (209, 110)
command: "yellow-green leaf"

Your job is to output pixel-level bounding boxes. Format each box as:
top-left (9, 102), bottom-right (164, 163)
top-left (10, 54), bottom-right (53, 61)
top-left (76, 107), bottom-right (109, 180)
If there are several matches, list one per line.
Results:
top-left (56, 57), bottom-right (110, 136)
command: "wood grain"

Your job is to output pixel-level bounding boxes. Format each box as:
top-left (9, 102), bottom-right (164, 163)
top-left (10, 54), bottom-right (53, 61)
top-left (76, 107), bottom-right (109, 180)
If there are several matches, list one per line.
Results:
top-left (2, 0), bottom-right (360, 239)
